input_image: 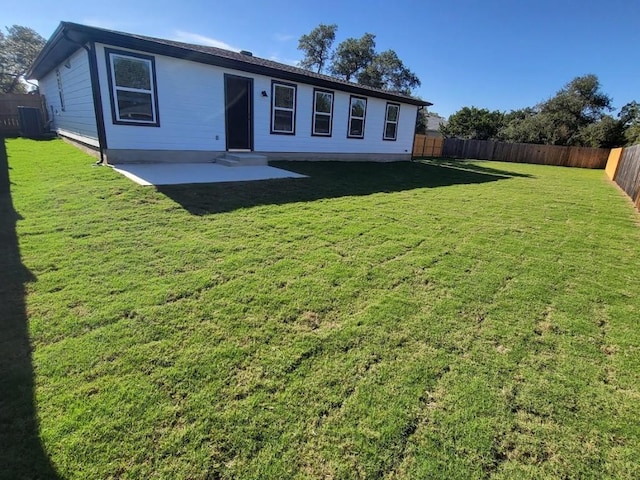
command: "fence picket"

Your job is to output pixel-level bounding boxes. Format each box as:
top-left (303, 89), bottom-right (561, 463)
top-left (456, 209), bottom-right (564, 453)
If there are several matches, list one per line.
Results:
top-left (0, 94), bottom-right (46, 136)
top-left (431, 138), bottom-right (609, 169)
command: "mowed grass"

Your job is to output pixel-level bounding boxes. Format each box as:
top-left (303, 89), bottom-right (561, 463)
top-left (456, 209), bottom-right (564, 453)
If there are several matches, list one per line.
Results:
top-left (2, 138), bottom-right (639, 479)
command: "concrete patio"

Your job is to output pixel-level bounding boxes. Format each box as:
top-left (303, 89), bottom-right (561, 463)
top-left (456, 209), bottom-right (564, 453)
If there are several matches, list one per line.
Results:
top-left (110, 162), bottom-right (307, 186)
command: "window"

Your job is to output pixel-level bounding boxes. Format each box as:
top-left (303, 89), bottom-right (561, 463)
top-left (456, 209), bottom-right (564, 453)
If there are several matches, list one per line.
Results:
top-left (271, 81), bottom-right (296, 134)
top-left (383, 103), bottom-right (400, 141)
top-left (105, 49), bottom-right (159, 126)
top-left (312, 89), bottom-right (333, 136)
top-left (55, 69), bottom-right (65, 111)
top-left (348, 96), bottom-right (367, 138)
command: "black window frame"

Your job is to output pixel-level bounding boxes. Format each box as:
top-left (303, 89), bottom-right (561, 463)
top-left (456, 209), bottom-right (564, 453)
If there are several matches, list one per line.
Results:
top-left (270, 80), bottom-right (297, 135)
top-left (311, 88), bottom-right (334, 137)
top-left (383, 102), bottom-right (401, 141)
top-left (347, 95), bottom-right (367, 139)
top-left (105, 47), bottom-right (160, 127)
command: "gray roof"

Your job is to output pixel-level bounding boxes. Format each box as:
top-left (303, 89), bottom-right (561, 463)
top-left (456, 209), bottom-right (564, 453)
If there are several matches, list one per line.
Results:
top-left (29, 22), bottom-right (432, 107)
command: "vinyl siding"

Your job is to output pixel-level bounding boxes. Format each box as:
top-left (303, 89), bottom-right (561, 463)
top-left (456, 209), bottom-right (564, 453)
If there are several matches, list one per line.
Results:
top-left (95, 44), bottom-right (417, 156)
top-left (96, 43), bottom-right (226, 151)
top-left (39, 48), bottom-right (98, 145)
top-left (253, 82), bottom-right (417, 154)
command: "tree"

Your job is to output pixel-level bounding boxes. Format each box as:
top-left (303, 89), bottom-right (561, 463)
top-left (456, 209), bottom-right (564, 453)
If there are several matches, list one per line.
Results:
top-left (440, 107), bottom-right (504, 140)
top-left (535, 74), bottom-right (613, 145)
top-left (357, 50), bottom-right (420, 95)
top-left (443, 76), bottom-right (632, 148)
top-left (297, 24), bottom-right (337, 74)
top-left (575, 115), bottom-right (626, 148)
top-left (330, 33), bottom-right (376, 82)
top-left (497, 107), bottom-right (546, 144)
top-left (499, 75), bottom-right (621, 147)
top-left (297, 25), bottom-right (421, 95)
top-left (618, 101), bottom-right (640, 146)
top-left (415, 108), bottom-right (428, 134)
top-left (416, 109), bottom-right (444, 135)
top-left (0, 25), bottom-right (46, 94)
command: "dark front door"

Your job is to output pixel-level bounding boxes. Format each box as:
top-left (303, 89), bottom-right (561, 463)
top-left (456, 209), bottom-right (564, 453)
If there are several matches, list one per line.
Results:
top-left (224, 75), bottom-right (253, 150)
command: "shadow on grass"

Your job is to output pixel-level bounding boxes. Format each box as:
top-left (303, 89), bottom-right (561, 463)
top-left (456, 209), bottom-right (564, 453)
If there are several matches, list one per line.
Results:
top-left (157, 159), bottom-right (532, 216)
top-left (0, 138), bottom-right (60, 479)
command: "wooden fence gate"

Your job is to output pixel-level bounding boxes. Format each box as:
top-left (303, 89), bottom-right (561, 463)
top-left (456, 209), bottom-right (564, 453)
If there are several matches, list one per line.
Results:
top-left (0, 94), bottom-right (46, 136)
top-left (412, 135), bottom-right (444, 157)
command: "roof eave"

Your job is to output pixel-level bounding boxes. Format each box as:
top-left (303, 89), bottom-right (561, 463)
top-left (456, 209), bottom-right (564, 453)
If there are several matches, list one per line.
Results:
top-left (27, 22), bottom-right (92, 79)
top-left (29, 22), bottom-right (433, 107)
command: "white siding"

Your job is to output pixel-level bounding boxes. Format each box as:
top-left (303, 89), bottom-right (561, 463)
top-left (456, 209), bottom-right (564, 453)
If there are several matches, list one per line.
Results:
top-left (94, 44), bottom-right (417, 156)
top-left (96, 43), bottom-right (225, 151)
top-left (253, 81), bottom-right (417, 155)
top-left (39, 48), bottom-right (98, 145)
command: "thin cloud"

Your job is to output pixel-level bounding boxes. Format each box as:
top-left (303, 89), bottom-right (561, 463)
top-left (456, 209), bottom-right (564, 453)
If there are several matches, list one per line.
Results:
top-left (173, 30), bottom-right (240, 51)
top-left (274, 33), bottom-right (295, 42)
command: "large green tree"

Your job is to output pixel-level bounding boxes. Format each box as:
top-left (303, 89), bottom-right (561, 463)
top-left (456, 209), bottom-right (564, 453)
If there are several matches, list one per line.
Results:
top-left (497, 108), bottom-right (545, 144)
top-left (618, 101), bottom-right (640, 146)
top-left (0, 25), bottom-right (46, 94)
top-left (357, 49), bottom-right (420, 95)
top-left (330, 33), bottom-right (376, 82)
top-left (297, 26), bottom-right (421, 95)
top-left (497, 75), bottom-right (615, 146)
top-left (535, 74), bottom-right (613, 145)
top-left (440, 106), bottom-right (504, 140)
top-left (297, 24), bottom-right (337, 74)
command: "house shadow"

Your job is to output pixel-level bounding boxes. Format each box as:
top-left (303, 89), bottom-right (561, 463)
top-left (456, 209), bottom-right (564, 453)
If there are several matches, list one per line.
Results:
top-left (0, 139), bottom-right (61, 479)
top-left (157, 158), bottom-right (532, 216)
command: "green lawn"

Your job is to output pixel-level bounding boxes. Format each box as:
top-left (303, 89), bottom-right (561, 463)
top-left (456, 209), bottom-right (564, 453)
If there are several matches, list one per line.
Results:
top-left (1, 138), bottom-right (639, 479)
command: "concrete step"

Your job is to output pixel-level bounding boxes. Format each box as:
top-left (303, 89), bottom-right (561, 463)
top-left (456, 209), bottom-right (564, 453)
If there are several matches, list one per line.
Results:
top-left (216, 157), bottom-right (240, 167)
top-left (217, 153), bottom-right (268, 167)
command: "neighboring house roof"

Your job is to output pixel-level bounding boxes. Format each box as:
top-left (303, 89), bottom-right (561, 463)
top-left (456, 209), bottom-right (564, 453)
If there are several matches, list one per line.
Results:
top-left (28, 22), bottom-right (432, 107)
top-left (426, 114), bottom-right (447, 131)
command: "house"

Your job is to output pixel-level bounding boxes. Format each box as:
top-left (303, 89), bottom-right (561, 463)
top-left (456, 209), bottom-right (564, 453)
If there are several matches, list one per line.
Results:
top-left (27, 22), bottom-right (432, 165)
top-left (425, 113), bottom-right (447, 137)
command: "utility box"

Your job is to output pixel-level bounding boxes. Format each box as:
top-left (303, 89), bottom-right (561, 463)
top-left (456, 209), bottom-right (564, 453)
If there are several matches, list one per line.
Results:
top-left (17, 106), bottom-right (44, 138)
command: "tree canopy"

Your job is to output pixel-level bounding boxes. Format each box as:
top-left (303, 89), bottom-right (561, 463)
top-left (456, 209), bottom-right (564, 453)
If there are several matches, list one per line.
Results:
top-left (618, 101), bottom-right (640, 145)
top-left (330, 33), bottom-right (376, 82)
top-left (442, 75), bottom-right (639, 148)
top-left (297, 25), bottom-right (420, 95)
top-left (0, 25), bottom-right (46, 94)
top-left (357, 50), bottom-right (421, 95)
top-left (439, 107), bottom-right (504, 140)
top-left (297, 24), bottom-right (337, 74)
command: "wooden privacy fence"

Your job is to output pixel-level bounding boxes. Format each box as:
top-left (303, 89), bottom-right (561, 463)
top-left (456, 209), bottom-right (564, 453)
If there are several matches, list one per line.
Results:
top-left (606, 144), bottom-right (640, 210)
top-left (0, 94), bottom-right (46, 136)
top-left (412, 135), bottom-right (444, 157)
top-left (440, 138), bottom-right (610, 169)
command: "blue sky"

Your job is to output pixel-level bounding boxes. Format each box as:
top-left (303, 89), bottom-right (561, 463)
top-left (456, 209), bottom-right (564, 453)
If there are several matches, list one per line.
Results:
top-left (4, 0), bottom-right (639, 117)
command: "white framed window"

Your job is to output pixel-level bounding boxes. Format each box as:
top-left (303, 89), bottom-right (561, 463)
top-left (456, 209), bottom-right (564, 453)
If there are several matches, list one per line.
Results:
top-left (271, 81), bottom-right (296, 134)
top-left (55, 69), bottom-right (65, 111)
top-left (312, 89), bottom-right (333, 136)
top-left (348, 96), bottom-right (367, 138)
top-left (105, 48), bottom-right (159, 126)
top-left (383, 103), bottom-right (400, 141)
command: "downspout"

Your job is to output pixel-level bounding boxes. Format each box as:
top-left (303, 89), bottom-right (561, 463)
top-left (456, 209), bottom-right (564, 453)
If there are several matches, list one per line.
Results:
top-left (63, 32), bottom-right (108, 165)
top-left (413, 106), bottom-right (425, 161)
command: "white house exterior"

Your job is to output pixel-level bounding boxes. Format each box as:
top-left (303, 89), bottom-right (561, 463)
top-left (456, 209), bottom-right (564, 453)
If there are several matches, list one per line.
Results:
top-left (29, 22), bottom-right (431, 164)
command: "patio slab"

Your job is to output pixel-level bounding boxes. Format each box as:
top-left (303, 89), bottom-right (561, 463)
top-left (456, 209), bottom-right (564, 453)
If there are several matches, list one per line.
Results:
top-left (110, 162), bottom-right (306, 186)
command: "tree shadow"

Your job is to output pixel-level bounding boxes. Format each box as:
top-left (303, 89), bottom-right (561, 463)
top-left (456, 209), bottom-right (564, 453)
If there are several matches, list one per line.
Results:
top-left (0, 138), bottom-right (61, 479)
top-left (157, 159), bottom-right (533, 216)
